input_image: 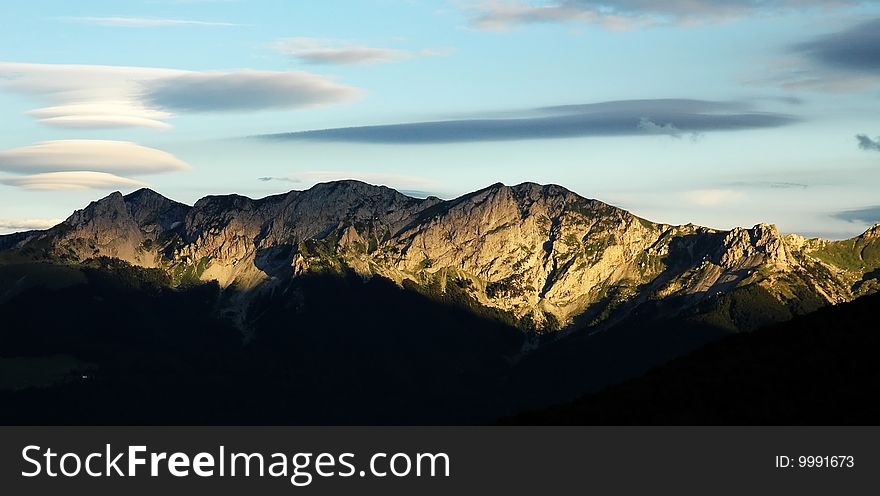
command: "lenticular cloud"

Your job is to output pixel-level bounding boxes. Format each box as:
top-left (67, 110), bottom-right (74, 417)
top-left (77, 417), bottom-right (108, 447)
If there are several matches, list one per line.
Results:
top-left (0, 171), bottom-right (149, 191)
top-left (0, 61), bottom-right (362, 130)
top-left (0, 140), bottom-right (190, 191)
top-left (0, 140), bottom-right (191, 175)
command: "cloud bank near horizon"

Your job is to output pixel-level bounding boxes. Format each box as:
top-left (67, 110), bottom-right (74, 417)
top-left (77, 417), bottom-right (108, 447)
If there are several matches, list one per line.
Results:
top-left (832, 205), bottom-right (880, 225)
top-left (0, 217), bottom-right (63, 232)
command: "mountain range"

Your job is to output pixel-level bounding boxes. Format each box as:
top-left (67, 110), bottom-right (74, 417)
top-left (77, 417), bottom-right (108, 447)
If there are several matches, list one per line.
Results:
top-left (4, 181), bottom-right (879, 331)
top-left (1, 180), bottom-right (878, 423)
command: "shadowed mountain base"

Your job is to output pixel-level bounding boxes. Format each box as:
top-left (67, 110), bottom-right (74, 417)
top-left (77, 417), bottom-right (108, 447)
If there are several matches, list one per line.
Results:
top-left (0, 262), bottom-right (739, 424)
top-left (506, 292), bottom-right (880, 425)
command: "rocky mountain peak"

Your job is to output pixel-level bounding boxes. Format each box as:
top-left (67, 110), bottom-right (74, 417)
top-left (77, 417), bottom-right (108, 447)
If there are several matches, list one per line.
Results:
top-left (38, 189), bottom-right (190, 265)
top-left (123, 188), bottom-right (190, 233)
top-left (307, 179), bottom-right (405, 198)
top-left (124, 187), bottom-right (167, 203)
top-left (510, 181), bottom-right (576, 198)
top-left (297, 180), bottom-right (431, 213)
top-left (61, 192), bottom-right (131, 233)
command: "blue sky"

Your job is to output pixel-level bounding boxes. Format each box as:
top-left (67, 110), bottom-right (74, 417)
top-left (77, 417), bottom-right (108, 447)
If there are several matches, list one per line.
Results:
top-left (1, 0), bottom-right (879, 238)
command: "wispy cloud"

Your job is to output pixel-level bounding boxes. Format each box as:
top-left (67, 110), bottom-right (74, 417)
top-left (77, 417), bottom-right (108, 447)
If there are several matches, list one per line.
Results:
top-left (468, 0), bottom-right (862, 31)
top-left (148, 0), bottom-right (239, 3)
top-left (682, 189), bottom-right (746, 207)
top-left (0, 62), bottom-right (362, 129)
top-left (258, 98), bottom-right (798, 144)
top-left (470, 1), bottom-right (640, 31)
top-left (57, 16), bottom-right (240, 27)
top-left (0, 171), bottom-right (149, 191)
top-left (0, 140), bottom-right (190, 175)
top-left (728, 180), bottom-right (809, 190)
top-left (270, 37), bottom-right (448, 65)
top-left (857, 134), bottom-right (880, 152)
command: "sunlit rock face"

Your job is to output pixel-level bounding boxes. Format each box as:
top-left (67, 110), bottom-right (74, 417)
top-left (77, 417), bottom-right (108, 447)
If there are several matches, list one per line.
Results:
top-left (5, 180), bottom-right (879, 332)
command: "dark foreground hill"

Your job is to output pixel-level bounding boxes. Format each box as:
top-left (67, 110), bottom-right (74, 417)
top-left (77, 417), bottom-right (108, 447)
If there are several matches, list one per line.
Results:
top-left (506, 291), bottom-right (880, 425)
top-left (0, 261), bottom-right (523, 424)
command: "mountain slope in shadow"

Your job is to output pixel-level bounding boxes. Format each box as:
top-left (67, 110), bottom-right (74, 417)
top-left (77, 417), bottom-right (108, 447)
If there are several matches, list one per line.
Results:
top-left (0, 258), bottom-right (739, 424)
top-left (506, 292), bottom-right (880, 425)
top-left (0, 263), bottom-right (525, 424)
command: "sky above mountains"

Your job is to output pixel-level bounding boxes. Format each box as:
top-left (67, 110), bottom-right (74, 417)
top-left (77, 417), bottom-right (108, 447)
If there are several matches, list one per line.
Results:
top-left (1, 0), bottom-right (879, 238)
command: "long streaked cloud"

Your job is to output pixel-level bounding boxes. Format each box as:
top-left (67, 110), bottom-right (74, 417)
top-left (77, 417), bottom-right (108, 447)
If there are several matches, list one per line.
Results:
top-left (56, 16), bottom-right (241, 27)
top-left (0, 171), bottom-right (149, 191)
top-left (258, 98), bottom-right (799, 144)
top-left (728, 180), bottom-right (809, 190)
top-left (0, 61), bottom-right (362, 129)
top-left (0, 140), bottom-right (190, 175)
top-left (0, 218), bottom-right (63, 231)
top-left (469, 0), bottom-right (862, 31)
top-left (857, 134), bottom-right (880, 152)
top-left (270, 37), bottom-right (447, 65)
